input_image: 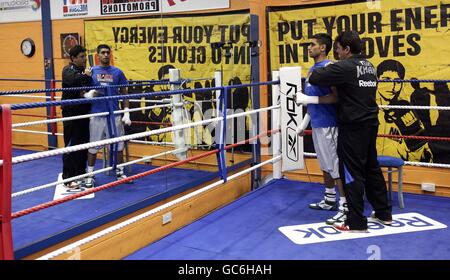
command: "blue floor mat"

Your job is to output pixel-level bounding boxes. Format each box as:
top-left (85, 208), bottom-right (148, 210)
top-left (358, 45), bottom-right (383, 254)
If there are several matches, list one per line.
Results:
top-left (125, 178), bottom-right (450, 260)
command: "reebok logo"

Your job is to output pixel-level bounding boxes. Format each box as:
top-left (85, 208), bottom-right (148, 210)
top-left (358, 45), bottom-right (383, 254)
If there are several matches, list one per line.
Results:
top-left (359, 80), bottom-right (377, 87)
top-left (279, 212), bottom-right (447, 245)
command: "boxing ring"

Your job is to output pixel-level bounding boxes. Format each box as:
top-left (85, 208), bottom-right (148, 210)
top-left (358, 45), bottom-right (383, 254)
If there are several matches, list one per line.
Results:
top-left (0, 69), bottom-right (281, 260)
top-left (1, 71), bottom-right (450, 260)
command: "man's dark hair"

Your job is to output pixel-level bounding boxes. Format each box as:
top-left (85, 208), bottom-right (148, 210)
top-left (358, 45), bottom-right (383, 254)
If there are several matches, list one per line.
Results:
top-left (69, 45), bottom-right (86, 61)
top-left (312, 33), bottom-right (332, 55)
top-left (158, 64), bottom-right (176, 80)
top-left (335, 30), bottom-right (363, 54)
top-left (377, 59), bottom-right (405, 79)
top-left (96, 44), bottom-right (111, 53)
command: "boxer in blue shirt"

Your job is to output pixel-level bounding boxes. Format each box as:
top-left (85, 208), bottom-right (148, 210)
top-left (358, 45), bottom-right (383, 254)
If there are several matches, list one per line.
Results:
top-left (85, 44), bottom-right (132, 187)
top-left (297, 33), bottom-right (347, 225)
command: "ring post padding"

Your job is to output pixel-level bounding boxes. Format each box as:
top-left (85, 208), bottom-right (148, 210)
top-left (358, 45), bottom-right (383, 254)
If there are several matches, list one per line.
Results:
top-left (170, 68), bottom-right (187, 161)
top-left (279, 67), bottom-right (304, 172)
top-left (0, 105), bottom-right (14, 260)
top-left (214, 71), bottom-right (222, 119)
top-left (271, 71), bottom-right (282, 179)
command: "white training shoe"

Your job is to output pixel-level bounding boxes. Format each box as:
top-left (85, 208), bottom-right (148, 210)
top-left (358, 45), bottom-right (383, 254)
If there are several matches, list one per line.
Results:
top-left (309, 199), bottom-right (338, 211)
top-left (326, 209), bottom-right (347, 225)
top-left (116, 168), bottom-right (133, 184)
top-left (84, 176), bottom-right (95, 188)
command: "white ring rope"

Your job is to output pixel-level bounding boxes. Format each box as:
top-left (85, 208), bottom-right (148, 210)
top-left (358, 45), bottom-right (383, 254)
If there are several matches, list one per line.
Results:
top-left (11, 105), bottom-right (279, 165)
top-left (130, 140), bottom-right (211, 149)
top-left (130, 140), bottom-right (175, 146)
top-left (36, 155), bottom-right (281, 260)
top-left (128, 99), bottom-right (171, 104)
top-left (12, 129), bottom-right (63, 136)
top-left (404, 161), bottom-right (450, 169)
top-left (379, 105), bottom-right (450, 110)
top-left (184, 99), bottom-right (218, 104)
top-left (304, 152), bottom-right (450, 169)
top-left (12, 148), bottom-right (185, 198)
top-left (12, 104), bottom-right (170, 128)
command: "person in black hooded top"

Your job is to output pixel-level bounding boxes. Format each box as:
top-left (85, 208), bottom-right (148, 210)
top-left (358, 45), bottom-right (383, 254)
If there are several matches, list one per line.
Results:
top-left (296, 31), bottom-right (393, 232)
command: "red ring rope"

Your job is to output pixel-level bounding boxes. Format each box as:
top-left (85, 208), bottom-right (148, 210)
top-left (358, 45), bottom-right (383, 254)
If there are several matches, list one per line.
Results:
top-left (378, 134), bottom-right (450, 142)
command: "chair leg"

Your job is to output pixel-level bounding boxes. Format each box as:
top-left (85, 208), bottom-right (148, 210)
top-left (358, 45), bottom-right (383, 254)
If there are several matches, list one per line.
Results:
top-left (398, 166), bottom-right (405, 208)
top-left (387, 167), bottom-right (393, 203)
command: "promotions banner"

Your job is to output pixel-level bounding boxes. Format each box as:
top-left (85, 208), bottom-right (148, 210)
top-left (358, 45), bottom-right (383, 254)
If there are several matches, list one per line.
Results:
top-left (50, 0), bottom-right (229, 20)
top-left (85, 13), bottom-right (252, 147)
top-left (268, 0), bottom-right (450, 163)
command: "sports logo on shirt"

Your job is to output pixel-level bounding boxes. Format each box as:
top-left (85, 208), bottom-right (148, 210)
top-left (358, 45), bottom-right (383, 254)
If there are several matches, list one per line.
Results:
top-left (96, 73), bottom-right (114, 83)
top-left (359, 80), bottom-right (377, 87)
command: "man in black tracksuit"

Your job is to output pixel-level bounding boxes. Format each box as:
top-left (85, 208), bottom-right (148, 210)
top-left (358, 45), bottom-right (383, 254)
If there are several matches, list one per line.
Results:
top-left (297, 31), bottom-right (392, 232)
top-left (61, 45), bottom-right (96, 188)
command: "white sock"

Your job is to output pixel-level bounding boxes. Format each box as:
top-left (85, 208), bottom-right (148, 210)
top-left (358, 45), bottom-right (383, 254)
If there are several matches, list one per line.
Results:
top-left (116, 166), bottom-right (124, 175)
top-left (325, 188), bottom-right (336, 202)
top-left (340, 197), bottom-right (348, 211)
top-left (87, 166), bottom-right (95, 173)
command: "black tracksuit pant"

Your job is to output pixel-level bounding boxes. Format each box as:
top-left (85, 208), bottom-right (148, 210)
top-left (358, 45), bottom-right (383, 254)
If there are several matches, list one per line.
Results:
top-left (62, 119), bottom-right (90, 181)
top-left (338, 124), bottom-right (392, 230)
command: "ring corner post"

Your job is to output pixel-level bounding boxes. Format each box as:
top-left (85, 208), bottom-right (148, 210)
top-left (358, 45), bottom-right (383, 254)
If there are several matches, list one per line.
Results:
top-left (250, 14), bottom-right (261, 190)
top-left (0, 104), bottom-right (14, 260)
top-left (271, 71), bottom-right (282, 180)
top-left (42, 0), bottom-right (57, 151)
top-left (216, 87), bottom-right (228, 182)
top-left (169, 68), bottom-right (187, 161)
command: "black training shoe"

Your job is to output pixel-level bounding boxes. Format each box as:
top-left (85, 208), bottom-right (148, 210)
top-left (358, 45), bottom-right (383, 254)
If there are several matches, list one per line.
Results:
top-left (64, 181), bottom-right (80, 189)
top-left (370, 211), bottom-right (393, 225)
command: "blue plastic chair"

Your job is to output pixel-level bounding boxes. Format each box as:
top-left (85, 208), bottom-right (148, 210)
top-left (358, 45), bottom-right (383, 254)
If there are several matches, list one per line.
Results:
top-left (377, 156), bottom-right (405, 208)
